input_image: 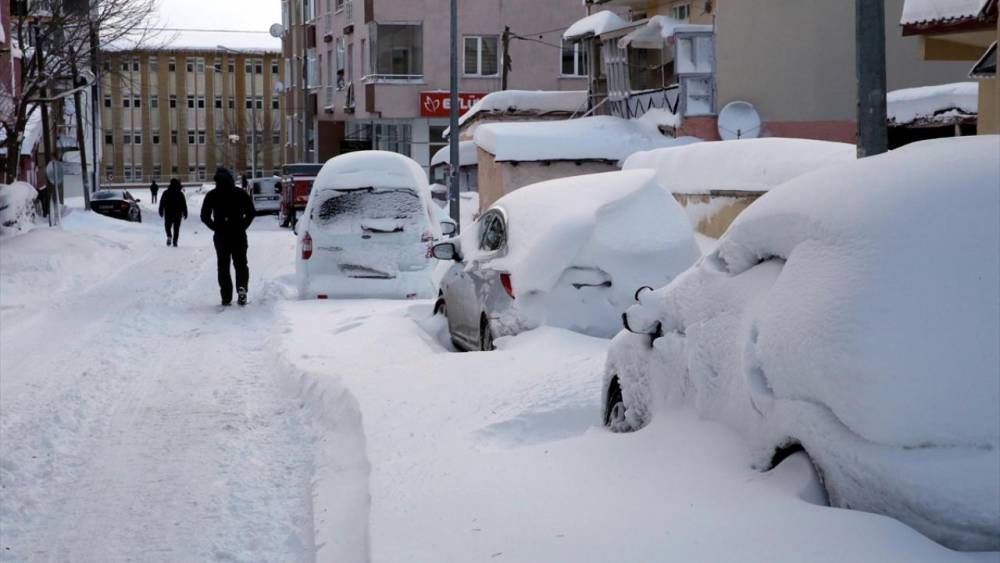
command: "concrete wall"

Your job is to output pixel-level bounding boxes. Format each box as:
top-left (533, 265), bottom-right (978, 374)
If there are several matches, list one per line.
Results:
top-left (712, 0), bottom-right (972, 140)
top-left (476, 147), bottom-right (618, 211)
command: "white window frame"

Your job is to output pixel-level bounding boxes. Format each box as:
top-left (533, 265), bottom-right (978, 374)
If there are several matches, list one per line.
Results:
top-left (672, 3), bottom-right (691, 21)
top-left (463, 35), bottom-right (498, 77)
top-left (560, 39), bottom-right (587, 77)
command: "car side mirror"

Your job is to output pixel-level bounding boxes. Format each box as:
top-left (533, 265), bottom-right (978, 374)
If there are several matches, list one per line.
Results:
top-left (440, 221), bottom-right (457, 237)
top-left (634, 286), bottom-right (654, 301)
top-left (431, 241), bottom-right (461, 261)
top-left (622, 312), bottom-right (663, 339)
top-left (135, 199), bottom-right (142, 203)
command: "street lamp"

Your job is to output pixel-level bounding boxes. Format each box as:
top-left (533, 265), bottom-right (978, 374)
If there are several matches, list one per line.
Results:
top-left (217, 44), bottom-right (258, 179)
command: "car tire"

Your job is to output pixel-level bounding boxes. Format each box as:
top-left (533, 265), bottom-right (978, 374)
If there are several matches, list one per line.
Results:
top-left (479, 315), bottom-right (494, 352)
top-left (433, 296), bottom-right (446, 316)
top-left (604, 377), bottom-right (634, 433)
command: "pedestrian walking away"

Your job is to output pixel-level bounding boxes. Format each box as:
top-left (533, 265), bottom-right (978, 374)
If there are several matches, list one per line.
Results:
top-left (159, 178), bottom-right (188, 247)
top-left (241, 174), bottom-right (249, 192)
top-left (201, 168), bottom-right (256, 306)
top-left (149, 180), bottom-right (160, 204)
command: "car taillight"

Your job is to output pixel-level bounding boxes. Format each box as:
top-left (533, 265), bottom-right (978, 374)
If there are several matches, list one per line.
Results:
top-left (500, 273), bottom-right (514, 299)
top-left (120, 202), bottom-right (130, 209)
top-left (301, 232), bottom-right (313, 260)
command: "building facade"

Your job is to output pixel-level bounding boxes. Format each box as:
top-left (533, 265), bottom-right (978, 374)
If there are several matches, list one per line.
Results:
top-left (100, 36), bottom-right (286, 185)
top-left (281, 0), bottom-right (589, 170)
top-left (579, 0), bottom-right (972, 143)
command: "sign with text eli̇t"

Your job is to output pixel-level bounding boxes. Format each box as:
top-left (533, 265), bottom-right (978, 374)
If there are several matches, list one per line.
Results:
top-left (420, 92), bottom-right (486, 118)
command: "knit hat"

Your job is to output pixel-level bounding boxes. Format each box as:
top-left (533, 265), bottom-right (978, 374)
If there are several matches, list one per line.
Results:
top-left (214, 167), bottom-right (236, 190)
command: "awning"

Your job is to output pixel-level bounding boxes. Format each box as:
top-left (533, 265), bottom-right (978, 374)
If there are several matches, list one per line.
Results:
top-left (618, 16), bottom-right (712, 49)
top-left (970, 41), bottom-right (997, 78)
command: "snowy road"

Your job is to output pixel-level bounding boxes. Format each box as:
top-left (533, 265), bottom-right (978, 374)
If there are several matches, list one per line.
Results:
top-left (0, 208), bottom-right (318, 561)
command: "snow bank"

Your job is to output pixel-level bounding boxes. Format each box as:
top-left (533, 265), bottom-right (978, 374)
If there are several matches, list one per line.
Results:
top-left (456, 90), bottom-right (588, 130)
top-left (475, 115), bottom-right (700, 163)
top-left (563, 10), bottom-right (632, 41)
top-left (430, 140), bottom-right (478, 168)
top-left (0, 182), bottom-right (38, 237)
top-left (618, 15), bottom-right (713, 48)
top-left (624, 138), bottom-right (856, 194)
top-left (887, 82), bottom-right (978, 125)
top-left (900, 0), bottom-right (989, 24)
top-left (475, 169), bottom-right (699, 297)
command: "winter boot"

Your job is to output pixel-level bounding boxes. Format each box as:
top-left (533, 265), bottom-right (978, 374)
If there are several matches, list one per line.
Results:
top-left (166, 236), bottom-right (172, 246)
top-left (237, 287), bottom-right (248, 306)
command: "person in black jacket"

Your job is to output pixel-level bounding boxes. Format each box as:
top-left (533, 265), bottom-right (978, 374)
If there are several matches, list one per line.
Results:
top-left (201, 168), bottom-right (256, 306)
top-left (158, 179), bottom-right (188, 247)
top-left (149, 180), bottom-right (160, 203)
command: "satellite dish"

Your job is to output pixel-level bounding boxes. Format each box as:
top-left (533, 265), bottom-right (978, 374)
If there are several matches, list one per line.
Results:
top-left (269, 23), bottom-right (284, 38)
top-left (718, 101), bottom-right (762, 140)
top-left (273, 80), bottom-right (285, 94)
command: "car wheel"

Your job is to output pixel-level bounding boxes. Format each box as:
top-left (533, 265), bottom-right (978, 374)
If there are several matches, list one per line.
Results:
top-left (129, 207), bottom-right (140, 222)
top-left (433, 296), bottom-right (447, 316)
top-left (604, 377), bottom-right (634, 433)
top-left (479, 315), bottom-right (494, 352)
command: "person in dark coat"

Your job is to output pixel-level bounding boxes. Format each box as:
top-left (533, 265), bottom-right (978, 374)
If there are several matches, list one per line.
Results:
top-left (201, 168), bottom-right (256, 306)
top-left (149, 180), bottom-right (160, 203)
top-left (158, 179), bottom-right (188, 247)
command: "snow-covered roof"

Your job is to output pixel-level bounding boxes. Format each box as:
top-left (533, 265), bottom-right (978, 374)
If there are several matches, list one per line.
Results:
top-left (455, 90), bottom-right (589, 132)
top-left (562, 10), bottom-right (633, 41)
top-left (618, 16), bottom-right (712, 49)
top-left (108, 29), bottom-right (280, 53)
top-left (970, 40), bottom-right (997, 78)
top-left (430, 141), bottom-right (478, 168)
top-left (623, 138), bottom-right (857, 194)
top-left (474, 115), bottom-right (699, 163)
top-left (470, 169), bottom-right (698, 297)
top-left (887, 82), bottom-right (978, 126)
top-left (900, 0), bottom-right (990, 24)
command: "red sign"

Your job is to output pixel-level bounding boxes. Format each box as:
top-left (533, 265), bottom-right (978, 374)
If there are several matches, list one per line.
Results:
top-left (420, 92), bottom-right (487, 117)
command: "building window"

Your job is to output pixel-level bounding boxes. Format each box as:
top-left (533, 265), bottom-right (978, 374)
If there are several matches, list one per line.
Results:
top-left (169, 95), bottom-right (177, 108)
top-left (198, 166), bottom-right (206, 180)
top-left (171, 166), bottom-right (178, 174)
top-left (134, 166), bottom-right (143, 180)
top-left (672, 3), bottom-right (691, 21)
top-left (187, 96), bottom-right (195, 109)
top-left (197, 58), bottom-right (205, 72)
top-left (168, 58), bottom-right (176, 72)
top-left (561, 39), bottom-right (587, 76)
top-left (198, 130), bottom-right (206, 144)
top-left (336, 37), bottom-right (345, 73)
top-left (124, 167), bottom-right (132, 181)
top-left (374, 121), bottom-right (411, 156)
top-left (152, 130), bottom-right (160, 144)
top-left (246, 99), bottom-right (253, 110)
top-left (245, 61), bottom-right (253, 74)
top-left (121, 61), bottom-right (129, 71)
top-left (215, 130), bottom-right (225, 143)
top-left (369, 23), bottom-right (423, 78)
top-left (228, 97), bottom-right (235, 109)
top-left (215, 96), bottom-right (223, 109)
top-left (123, 134), bottom-right (131, 144)
top-left (150, 95), bottom-right (158, 109)
top-left (272, 129), bottom-right (281, 144)
top-left (134, 133), bottom-right (141, 145)
top-left (214, 61), bottom-right (222, 73)
top-left (186, 60), bottom-right (194, 73)
top-left (103, 96), bottom-right (111, 108)
top-left (256, 97), bottom-right (264, 110)
top-left (188, 130), bottom-right (196, 144)
top-left (149, 57), bottom-right (159, 72)
top-left (153, 166), bottom-right (161, 180)
top-left (133, 97), bottom-right (142, 108)
top-left (197, 96), bottom-right (206, 109)
top-left (271, 60), bottom-right (279, 74)
top-left (171, 130), bottom-right (178, 144)
top-left (123, 97), bottom-right (131, 108)
top-left (463, 35), bottom-right (498, 76)
top-left (429, 125), bottom-right (447, 162)
top-left (104, 132), bottom-right (113, 145)
top-left (272, 98), bottom-right (280, 110)
top-left (133, 60), bottom-right (139, 71)
top-left (255, 62), bottom-right (263, 74)
top-left (228, 61), bottom-right (235, 73)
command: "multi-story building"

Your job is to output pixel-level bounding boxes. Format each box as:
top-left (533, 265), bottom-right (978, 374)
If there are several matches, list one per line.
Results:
top-left (576, 0), bottom-right (972, 142)
top-left (100, 32), bottom-right (286, 185)
top-left (280, 0), bottom-right (588, 170)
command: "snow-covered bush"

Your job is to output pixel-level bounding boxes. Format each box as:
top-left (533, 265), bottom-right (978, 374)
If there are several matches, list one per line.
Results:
top-left (0, 182), bottom-right (39, 237)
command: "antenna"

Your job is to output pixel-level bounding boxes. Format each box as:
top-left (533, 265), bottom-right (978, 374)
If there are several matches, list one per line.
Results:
top-left (717, 101), bottom-right (762, 140)
top-left (269, 23), bottom-right (285, 38)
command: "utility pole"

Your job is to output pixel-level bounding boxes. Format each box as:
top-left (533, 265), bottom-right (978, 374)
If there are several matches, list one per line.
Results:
top-left (34, 24), bottom-right (60, 226)
top-left (89, 17), bottom-right (101, 198)
top-left (71, 60), bottom-right (91, 210)
top-left (501, 26), bottom-right (512, 91)
top-left (856, 0), bottom-right (888, 158)
top-left (448, 0), bottom-right (460, 230)
top-left (251, 61), bottom-right (258, 178)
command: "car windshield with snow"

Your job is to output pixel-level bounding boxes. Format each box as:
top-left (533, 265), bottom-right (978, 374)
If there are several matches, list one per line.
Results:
top-left (431, 169), bottom-right (700, 351)
top-left (602, 136), bottom-right (1000, 551)
top-left (295, 151), bottom-right (444, 300)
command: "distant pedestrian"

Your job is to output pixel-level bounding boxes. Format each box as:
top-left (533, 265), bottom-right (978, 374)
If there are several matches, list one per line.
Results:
top-left (201, 168), bottom-right (256, 306)
top-left (149, 180), bottom-right (160, 204)
top-left (159, 179), bottom-right (188, 247)
top-left (241, 174), bottom-right (250, 192)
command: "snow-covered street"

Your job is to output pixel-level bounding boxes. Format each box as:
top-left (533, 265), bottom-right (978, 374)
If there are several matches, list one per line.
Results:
top-left (1, 204), bottom-right (321, 561)
top-left (2, 194), bottom-right (992, 562)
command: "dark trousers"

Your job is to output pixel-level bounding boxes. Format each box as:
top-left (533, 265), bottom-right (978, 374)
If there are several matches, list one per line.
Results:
top-left (164, 217), bottom-right (181, 244)
top-left (214, 233), bottom-right (249, 303)
top-left (151, 191), bottom-right (158, 203)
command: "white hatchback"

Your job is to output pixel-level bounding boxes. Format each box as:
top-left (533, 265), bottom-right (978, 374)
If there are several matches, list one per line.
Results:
top-left (295, 151), bottom-right (451, 300)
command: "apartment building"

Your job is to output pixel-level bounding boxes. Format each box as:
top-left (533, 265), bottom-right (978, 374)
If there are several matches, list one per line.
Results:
top-left (100, 32), bottom-right (286, 185)
top-left (578, 0), bottom-right (971, 142)
top-left (280, 0), bottom-right (588, 170)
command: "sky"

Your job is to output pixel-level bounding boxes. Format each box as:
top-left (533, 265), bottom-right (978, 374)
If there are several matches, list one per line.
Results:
top-left (155, 0), bottom-right (281, 33)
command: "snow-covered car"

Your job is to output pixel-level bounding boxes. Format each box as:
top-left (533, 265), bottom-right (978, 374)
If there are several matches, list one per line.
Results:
top-left (602, 136), bottom-right (1000, 551)
top-left (431, 169), bottom-right (700, 351)
top-left (249, 177), bottom-right (281, 215)
top-left (295, 151), bottom-right (448, 300)
top-left (91, 189), bottom-right (142, 222)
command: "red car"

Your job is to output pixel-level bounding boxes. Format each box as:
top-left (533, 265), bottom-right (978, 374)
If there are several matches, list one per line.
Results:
top-left (278, 163), bottom-right (324, 228)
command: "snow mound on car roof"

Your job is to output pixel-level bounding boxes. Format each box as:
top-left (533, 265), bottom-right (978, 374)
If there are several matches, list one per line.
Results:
top-left (717, 135), bottom-right (1000, 449)
top-left (313, 150), bottom-right (431, 194)
top-left (479, 169), bottom-right (700, 295)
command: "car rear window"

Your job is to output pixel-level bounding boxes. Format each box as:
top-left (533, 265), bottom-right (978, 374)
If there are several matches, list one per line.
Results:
top-left (316, 188), bottom-right (424, 233)
top-left (94, 191), bottom-right (123, 200)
